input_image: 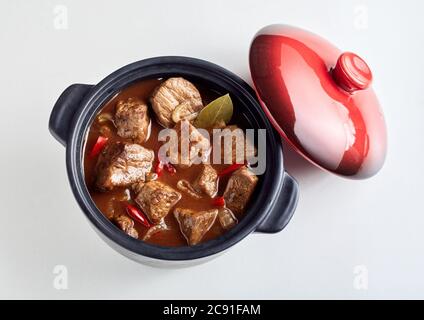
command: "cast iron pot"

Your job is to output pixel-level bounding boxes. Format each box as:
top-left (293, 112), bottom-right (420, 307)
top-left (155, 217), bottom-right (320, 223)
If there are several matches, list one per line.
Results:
top-left (49, 56), bottom-right (299, 267)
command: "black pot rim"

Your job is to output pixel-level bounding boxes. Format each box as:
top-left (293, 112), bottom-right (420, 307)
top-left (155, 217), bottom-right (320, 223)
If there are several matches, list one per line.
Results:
top-left (65, 56), bottom-right (285, 261)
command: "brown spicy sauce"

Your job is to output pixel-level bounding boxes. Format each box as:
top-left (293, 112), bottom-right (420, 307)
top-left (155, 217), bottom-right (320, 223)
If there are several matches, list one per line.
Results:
top-left (84, 78), bottom-right (244, 247)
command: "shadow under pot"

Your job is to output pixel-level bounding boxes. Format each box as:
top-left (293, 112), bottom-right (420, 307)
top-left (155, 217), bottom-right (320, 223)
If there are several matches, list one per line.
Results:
top-left (49, 56), bottom-right (299, 267)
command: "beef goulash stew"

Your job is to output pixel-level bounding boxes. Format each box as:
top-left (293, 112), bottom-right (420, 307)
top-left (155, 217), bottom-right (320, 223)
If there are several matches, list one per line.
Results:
top-left (84, 77), bottom-right (259, 246)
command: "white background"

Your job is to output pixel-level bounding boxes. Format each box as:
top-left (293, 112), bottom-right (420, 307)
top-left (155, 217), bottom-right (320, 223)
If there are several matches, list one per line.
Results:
top-left (0, 0), bottom-right (422, 299)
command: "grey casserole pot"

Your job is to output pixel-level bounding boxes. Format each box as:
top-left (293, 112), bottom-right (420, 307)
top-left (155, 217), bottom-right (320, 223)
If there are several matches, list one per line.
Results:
top-left (49, 56), bottom-right (299, 267)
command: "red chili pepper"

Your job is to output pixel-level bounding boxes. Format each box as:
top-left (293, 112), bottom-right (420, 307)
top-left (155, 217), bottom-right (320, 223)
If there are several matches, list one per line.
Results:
top-left (154, 161), bottom-right (164, 177)
top-left (218, 163), bottom-right (244, 177)
top-left (89, 136), bottom-right (108, 158)
top-left (212, 196), bottom-right (226, 207)
top-left (164, 163), bottom-right (176, 175)
top-left (125, 204), bottom-right (151, 228)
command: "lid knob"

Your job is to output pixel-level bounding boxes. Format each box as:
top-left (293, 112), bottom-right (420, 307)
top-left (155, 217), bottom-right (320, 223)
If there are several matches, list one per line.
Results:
top-left (333, 52), bottom-right (373, 93)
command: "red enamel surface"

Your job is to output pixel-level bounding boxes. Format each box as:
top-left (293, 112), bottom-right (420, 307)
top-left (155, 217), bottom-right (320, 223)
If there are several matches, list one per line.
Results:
top-left (333, 52), bottom-right (373, 92)
top-left (249, 25), bottom-right (387, 179)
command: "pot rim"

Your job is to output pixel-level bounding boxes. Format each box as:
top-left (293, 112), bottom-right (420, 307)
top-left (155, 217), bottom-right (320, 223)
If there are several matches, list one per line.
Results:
top-left (65, 56), bottom-right (285, 261)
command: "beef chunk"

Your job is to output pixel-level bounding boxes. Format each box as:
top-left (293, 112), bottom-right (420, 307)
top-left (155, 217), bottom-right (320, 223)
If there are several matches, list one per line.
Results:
top-left (115, 98), bottom-right (150, 143)
top-left (150, 77), bottom-right (203, 127)
top-left (142, 220), bottom-right (169, 241)
top-left (171, 100), bottom-right (201, 123)
top-left (215, 125), bottom-right (255, 164)
top-left (193, 164), bottom-right (218, 197)
top-left (134, 181), bottom-right (182, 224)
top-left (176, 180), bottom-right (202, 199)
top-left (95, 142), bottom-right (154, 191)
top-left (167, 120), bottom-right (211, 168)
top-left (174, 208), bottom-right (218, 246)
top-left (223, 166), bottom-right (258, 215)
top-left (111, 215), bottom-right (138, 239)
top-left (218, 208), bottom-right (238, 230)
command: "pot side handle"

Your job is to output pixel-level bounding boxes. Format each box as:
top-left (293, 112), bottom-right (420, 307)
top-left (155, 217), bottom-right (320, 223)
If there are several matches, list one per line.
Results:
top-left (49, 84), bottom-right (93, 146)
top-left (255, 171), bottom-right (299, 233)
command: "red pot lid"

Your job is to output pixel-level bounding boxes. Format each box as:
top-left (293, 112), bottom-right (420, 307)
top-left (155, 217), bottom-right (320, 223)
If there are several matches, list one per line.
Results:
top-left (249, 25), bottom-right (387, 179)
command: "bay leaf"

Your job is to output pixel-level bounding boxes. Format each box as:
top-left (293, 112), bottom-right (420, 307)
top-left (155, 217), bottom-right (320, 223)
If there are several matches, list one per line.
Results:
top-left (194, 93), bottom-right (233, 129)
